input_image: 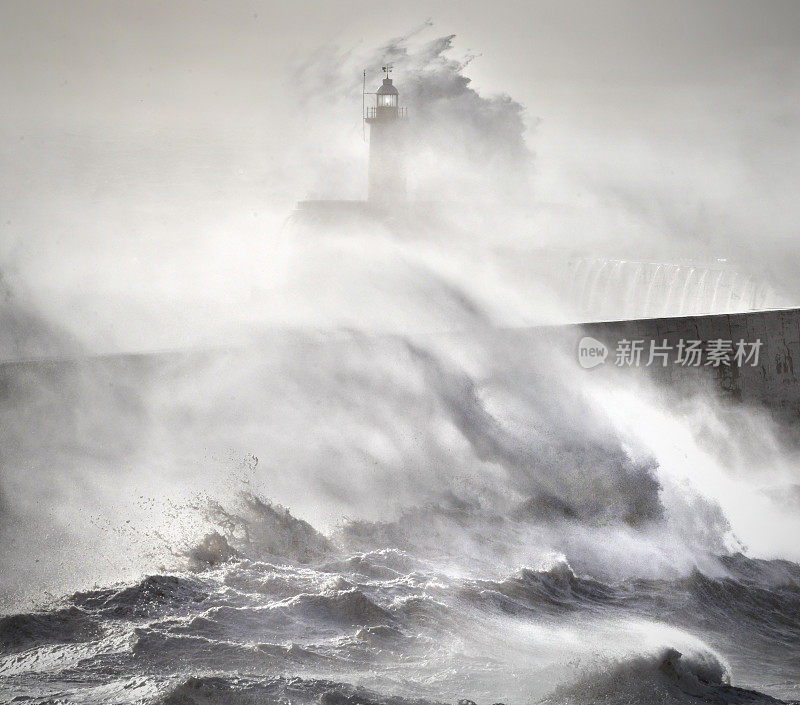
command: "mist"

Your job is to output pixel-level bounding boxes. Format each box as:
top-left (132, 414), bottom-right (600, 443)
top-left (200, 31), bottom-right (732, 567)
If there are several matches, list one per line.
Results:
top-left (2, 4), bottom-right (800, 703)
top-left (1, 0), bottom-right (799, 606)
top-left (3, 2), bottom-right (799, 354)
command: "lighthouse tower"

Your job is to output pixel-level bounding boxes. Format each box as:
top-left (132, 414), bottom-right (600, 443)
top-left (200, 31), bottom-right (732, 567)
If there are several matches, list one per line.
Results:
top-left (365, 68), bottom-right (407, 203)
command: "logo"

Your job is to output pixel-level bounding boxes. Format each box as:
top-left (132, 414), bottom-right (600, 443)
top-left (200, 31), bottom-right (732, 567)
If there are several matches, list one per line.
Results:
top-left (575, 336), bottom-right (762, 369)
top-left (578, 336), bottom-right (608, 369)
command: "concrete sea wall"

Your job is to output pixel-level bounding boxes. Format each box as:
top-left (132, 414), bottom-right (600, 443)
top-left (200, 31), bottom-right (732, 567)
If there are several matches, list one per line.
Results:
top-left (573, 307), bottom-right (800, 415)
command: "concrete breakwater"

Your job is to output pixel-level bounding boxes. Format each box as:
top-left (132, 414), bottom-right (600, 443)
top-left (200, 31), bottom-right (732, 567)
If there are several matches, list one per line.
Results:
top-left (572, 307), bottom-right (800, 416)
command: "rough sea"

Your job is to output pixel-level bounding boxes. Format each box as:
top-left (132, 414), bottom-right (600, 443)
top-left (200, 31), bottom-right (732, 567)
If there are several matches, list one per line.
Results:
top-left (1, 323), bottom-right (799, 705)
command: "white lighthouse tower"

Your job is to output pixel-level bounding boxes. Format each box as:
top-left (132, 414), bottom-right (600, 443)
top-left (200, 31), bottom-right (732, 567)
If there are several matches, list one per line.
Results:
top-left (365, 68), bottom-right (407, 203)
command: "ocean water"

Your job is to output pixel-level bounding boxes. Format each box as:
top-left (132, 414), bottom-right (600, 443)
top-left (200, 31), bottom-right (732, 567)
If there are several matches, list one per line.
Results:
top-left (1, 326), bottom-right (799, 705)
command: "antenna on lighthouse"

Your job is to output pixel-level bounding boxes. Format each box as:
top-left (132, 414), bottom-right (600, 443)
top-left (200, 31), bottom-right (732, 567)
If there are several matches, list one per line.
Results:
top-left (362, 69), bottom-right (366, 141)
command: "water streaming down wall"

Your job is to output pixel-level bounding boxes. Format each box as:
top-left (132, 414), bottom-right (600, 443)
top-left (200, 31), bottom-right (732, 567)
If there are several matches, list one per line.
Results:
top-left (564, 257), bottom-right (786, 322)
top-left (283, 202), bottom-right (790, 325)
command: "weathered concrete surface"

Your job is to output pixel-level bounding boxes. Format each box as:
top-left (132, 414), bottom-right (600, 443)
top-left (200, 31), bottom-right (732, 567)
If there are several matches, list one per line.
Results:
top-left (575, 307), bottom-right (800, 415)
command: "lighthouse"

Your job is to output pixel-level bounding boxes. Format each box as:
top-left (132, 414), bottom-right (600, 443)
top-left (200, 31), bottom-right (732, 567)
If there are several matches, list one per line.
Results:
top-left (365, 68), bottom-right (407, 203)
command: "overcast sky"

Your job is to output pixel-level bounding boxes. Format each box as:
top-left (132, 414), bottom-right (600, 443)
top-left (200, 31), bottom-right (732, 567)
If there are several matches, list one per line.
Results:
top-left (2, 1), bottom-right (799, 351)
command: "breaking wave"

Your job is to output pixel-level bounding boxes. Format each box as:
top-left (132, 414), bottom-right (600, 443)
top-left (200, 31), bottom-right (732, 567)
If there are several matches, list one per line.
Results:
top-left (2, 488), bottom-right (799, 703)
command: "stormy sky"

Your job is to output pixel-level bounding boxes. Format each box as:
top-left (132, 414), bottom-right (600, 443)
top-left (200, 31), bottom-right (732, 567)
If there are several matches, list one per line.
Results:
top-left (2, 0), bottom-right (799, 353)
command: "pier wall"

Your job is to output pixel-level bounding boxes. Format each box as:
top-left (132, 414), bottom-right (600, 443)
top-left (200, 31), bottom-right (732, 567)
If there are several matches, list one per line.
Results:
top-left (573, 308), bottom-right (800, 415)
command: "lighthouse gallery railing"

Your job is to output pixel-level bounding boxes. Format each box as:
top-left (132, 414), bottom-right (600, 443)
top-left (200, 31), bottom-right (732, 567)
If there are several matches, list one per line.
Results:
top-left (365, 107), bottom-right (408, 119)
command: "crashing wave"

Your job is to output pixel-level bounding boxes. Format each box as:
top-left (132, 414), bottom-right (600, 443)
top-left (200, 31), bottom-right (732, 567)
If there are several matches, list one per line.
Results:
top-left (544, 646), bottom-right (790, 704)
